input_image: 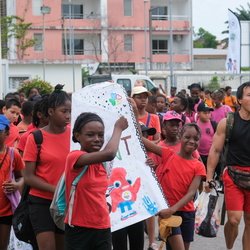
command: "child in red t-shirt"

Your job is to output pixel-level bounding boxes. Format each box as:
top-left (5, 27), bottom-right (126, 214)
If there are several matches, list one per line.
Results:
top-left (2, 99), bottom-right (21, 147)
top-left (129, 96), bottom-right (205, 250)
top-left (141, 123), bottom-right (205, 250)
top-left (132, 86), bottom-right (161, 141)
top-left (23, 85), bottom-right (71, 250)
top-left (64, 112), bottom-right (128, 250)
top-left (0, 115), bottom-right (24, 249)
top-left (17, 95), bottom-right (50, 156)
top-left (152, 111), bottom-right (200, 167)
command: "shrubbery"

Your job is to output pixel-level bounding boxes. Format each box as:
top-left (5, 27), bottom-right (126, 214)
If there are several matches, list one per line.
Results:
top-left (18, 77), bottom-right (53, 96)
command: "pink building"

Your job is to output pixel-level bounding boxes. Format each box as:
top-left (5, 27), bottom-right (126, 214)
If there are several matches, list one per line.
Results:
top-left (2, 0), bottom-right (193, 92)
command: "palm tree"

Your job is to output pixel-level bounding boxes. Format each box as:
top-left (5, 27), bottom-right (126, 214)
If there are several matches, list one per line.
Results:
top-left (220, 3), bottom-right (250, 49)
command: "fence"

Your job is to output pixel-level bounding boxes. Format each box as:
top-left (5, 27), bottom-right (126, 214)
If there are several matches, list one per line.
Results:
top-left (150, 73), bottom-right (250, 96)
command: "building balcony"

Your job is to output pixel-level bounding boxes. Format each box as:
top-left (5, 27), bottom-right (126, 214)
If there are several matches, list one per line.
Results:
top-left (152, 15), bottom-right (190, 30)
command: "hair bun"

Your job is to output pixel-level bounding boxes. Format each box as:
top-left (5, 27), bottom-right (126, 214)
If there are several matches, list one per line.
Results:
top-left (54, 84), bottom-right (64, 92)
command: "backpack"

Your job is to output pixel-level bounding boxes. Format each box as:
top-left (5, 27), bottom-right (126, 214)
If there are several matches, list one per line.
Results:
top-left (221, 112), bottom-right (235, 168)
top-left (50, 165), bottom-right (89, 231)
top-left (210, 120), bottom-right (217, 133)
top-left (12, 130), bottom-right (43, 246)
top-left (50, 161), bottom-right (106, 231)
top-left (181, 114), bottom-right (186, 126)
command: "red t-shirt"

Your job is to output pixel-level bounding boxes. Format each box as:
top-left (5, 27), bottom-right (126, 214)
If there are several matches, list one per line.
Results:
top-left (64, 151), bottom-right (110, 229)
top-left (139, 113), bottom-right (161, 141)
top-left (17, 125), bottom-right (37, 152)
top-left (0, 148), bottom-right (24, 216)
top-left (156, 147), bottom-right (206, 211)
top-left (5, 123), bottom-right (20, 147)
top-left (152, 140), bottom-right (200, 166)
top-left (23, 127), bottom-right (70, 200)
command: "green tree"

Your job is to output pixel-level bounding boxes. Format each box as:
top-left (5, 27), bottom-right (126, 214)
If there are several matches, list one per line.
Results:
top-left (221, 3), bottom-right (250, 48)
top-left (208, 76), bottom-right (220, 92)
top-left (1, 15), bottom-right (36, 59)
top-left (194, 28), bottom-right (219, 49)
top-left (18, 77), bottom-right (53, 96)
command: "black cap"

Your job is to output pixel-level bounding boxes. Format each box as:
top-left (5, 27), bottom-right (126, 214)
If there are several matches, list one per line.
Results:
top-left (197, 101), bottom-right (214, 112)
top-left (139, 122), bottom-right (156, 136)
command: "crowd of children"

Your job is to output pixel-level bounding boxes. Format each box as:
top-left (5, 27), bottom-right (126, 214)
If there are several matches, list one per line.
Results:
top-left (0, 82), bottom-right (237, 250)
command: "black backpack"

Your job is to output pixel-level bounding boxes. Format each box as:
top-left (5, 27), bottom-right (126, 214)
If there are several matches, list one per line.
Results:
top-left (12, 130), bottom-right (43, 247)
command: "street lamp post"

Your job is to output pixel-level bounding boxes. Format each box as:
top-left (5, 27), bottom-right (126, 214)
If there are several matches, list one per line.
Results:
top-left (169, 0), bottom-right (174, 87)
top-left (41, 5), bottom-right (51, 82)
top-left (69, 0), bottom-right (76, 92)
top-left (149, 6), bottom-right (159, 70)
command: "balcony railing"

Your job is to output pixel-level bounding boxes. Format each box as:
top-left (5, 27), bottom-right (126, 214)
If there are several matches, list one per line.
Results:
top-left (151, 15), bottom-right (190, 21)
top-left (63, 49), bottom-right (101, 55)
top-left (62, 14), bottom-right (101, 20)
top-left (152, 49), bottom-right (168, 54)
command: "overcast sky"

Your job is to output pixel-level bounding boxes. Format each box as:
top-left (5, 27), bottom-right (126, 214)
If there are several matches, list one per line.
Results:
top-left (193, 0), bottom-right (249, 40)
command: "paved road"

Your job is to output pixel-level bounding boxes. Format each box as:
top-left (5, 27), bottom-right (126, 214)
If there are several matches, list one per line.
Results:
top-left (144, 195), bottom-right (244, 250)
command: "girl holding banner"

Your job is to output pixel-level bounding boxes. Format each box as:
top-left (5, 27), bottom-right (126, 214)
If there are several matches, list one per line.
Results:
top-left (64, 113), bottom-right (128, 250)
top-left (130, 98), bottom-right (206, 250)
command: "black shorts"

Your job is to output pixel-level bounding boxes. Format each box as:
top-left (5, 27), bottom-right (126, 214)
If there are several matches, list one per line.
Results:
top-left (28, 195), bottom-right (64, 236)
top-left (65, 225), bottom-right (111, 250)
top-left (168, 211), bottom-right (195, 243)
top-left (0, 215), bottom-right (12, 225)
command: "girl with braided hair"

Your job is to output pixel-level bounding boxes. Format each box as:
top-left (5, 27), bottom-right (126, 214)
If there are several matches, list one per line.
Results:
top-left (64, 112), bottom-right (128, 250)
top-left (23, 85), bottom-right (71, 250)
top-left (17, 94), bottom-right (50, 156)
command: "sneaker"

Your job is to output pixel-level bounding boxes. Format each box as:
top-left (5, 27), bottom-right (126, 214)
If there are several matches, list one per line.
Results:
top-left (148, 243), bottom-right (158, 250)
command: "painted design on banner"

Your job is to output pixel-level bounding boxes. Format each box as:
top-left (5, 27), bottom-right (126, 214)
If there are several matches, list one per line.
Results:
top-left (225, 9), bottom-right (241, 74)
top-left (71, 82), bottom-right (168, 232)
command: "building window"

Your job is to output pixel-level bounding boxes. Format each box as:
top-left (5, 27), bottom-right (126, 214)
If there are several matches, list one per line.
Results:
top-left (152, 40), bottom-right (168, 54)
top-left (62, 4), bottom-right (83, 19)
top-left (63, 39), bottom-right (84, 55)
top-left (124, 0), bottom-right (132, 16)
top-left (9, 76), bottom-right (29, 90)
top-left (32, 0), bottom-right (42, 16)
top-left (124, 34), bottom-right (133, 51)
top-left (151, 6), bottom-right (167, 20)
top-left (34, 33), bottom-right (43, 51)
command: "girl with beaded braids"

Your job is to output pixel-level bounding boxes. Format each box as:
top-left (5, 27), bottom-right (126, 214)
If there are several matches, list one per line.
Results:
top-left (23, 84), bottom-right (71, 250)
top-left (17, 94), bottom-right (50, 156)
top-left (64, 112), bottom-right (128, 250)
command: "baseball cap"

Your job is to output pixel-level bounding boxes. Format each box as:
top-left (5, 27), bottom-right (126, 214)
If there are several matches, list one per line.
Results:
top-left (139, 122), bottom-right (156, 136)
top-left (0, 115), bottom-right (10, 130)
top-left (197, 101), bottom-right (214, 112)
top-left (131, 87), bottom-right (152, 98)
top-left (163, 111), bottom-right (182, 122)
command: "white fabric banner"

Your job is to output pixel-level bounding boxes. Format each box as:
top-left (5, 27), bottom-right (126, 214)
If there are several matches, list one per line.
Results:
top-left (225, 9), bottom-right (241, 74)
top-left (71, 82), bottom-right (169, 232)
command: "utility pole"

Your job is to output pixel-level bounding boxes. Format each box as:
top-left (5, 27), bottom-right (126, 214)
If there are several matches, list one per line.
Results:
top-left (143, 0), bottom-right (149, 75)
top-left (169, 0), bottom-right (174, 87)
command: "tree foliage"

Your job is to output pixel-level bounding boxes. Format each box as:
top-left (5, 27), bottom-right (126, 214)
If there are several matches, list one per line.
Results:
top-left (1, 15), bottom-right (36, 59)
top-left (208, 76), bottom-right (220, 92)
top-left (194, 28), bottom-right (219, 49)
top-left (221, 3), bottom-right (250, 48)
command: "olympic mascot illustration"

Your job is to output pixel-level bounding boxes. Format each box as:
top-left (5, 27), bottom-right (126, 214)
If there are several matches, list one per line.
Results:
top-left (108, 167), bottom-right (141, 220)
